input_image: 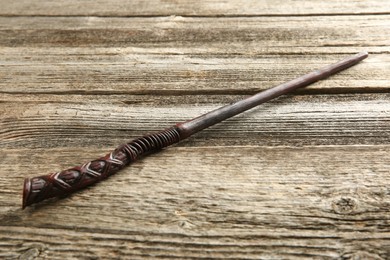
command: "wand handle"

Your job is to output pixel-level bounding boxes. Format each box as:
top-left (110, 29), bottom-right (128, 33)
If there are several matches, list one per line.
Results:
top-left (23, 52), bottom-right (368, 208)
top-left (23, 127), bottom-right (181, 208)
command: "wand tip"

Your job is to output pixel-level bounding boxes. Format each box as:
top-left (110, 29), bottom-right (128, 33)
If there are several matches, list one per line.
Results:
top-left (358, 51), bottom-right (369, 60)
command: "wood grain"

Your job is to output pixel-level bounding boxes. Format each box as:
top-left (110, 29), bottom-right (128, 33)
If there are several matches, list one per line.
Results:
top-left (1, 145), bottom-right (390, 259)
top-left (0, 48), bottom-right (388, 95)
top-left (0, 94), bottom-right (389, 149)
top-left (0, 15), bottom-right (389, 49)
top-left (1, 0), bottom-right (390, 16)
top-left (0, 15), bottom-right (388, 95)
top-left (1, 0), bottom-right (390, 259)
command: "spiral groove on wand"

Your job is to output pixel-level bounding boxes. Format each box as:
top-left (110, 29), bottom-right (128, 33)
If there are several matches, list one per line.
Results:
top-left (22, 127), bottom-right (181, 209)
top-left (22, 52), bottom-right (368, 209)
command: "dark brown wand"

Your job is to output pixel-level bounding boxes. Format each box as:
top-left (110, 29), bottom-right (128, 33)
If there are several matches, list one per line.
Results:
top-left (23, 52), bottom-right (368, 209)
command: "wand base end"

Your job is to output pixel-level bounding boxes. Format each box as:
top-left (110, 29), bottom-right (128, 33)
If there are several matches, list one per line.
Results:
top-left (22, 178), bottom-right (31, 209)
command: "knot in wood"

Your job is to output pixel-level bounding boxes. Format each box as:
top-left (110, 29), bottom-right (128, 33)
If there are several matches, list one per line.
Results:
top-left (342, 251), bottom-right (384, 260)
top-left (332, 197), bottom-right (358, 214)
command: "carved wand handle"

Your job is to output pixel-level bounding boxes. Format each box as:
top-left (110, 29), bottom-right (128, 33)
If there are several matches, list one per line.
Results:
top-left (23, 52), bottom-right (368, 209)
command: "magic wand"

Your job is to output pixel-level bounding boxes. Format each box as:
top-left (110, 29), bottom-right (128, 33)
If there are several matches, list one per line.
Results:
top-left (23, 51), bottom-right (368, 209)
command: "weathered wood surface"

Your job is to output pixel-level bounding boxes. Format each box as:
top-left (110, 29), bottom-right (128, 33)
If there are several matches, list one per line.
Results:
top-left (1, 94), bottom-right (389, 149)
top-left (0, 0), bottom-right (389, 259)
top-left (1, 146), bottom-right (390, 259)
top-left (0, 15), bottom-right (389, 95)
top-left (1, 0), bottom-right (390, 16)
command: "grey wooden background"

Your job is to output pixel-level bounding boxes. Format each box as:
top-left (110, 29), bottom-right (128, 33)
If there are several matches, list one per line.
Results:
top-left (0, 1), bottom-right (389, 259)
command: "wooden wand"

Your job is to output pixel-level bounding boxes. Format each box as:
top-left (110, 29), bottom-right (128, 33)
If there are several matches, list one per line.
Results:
top-left (23, 52), bottom-right (368, 209)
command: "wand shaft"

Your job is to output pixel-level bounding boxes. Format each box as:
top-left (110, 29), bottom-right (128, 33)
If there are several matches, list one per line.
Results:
top-left (22, 52), bottom-right (368, 209)
top-left (178, 51), bottom-right (368, 137)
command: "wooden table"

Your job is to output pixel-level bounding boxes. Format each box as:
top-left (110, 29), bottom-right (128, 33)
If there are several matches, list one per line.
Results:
top-left (1, 1), bottom-right (389, 259)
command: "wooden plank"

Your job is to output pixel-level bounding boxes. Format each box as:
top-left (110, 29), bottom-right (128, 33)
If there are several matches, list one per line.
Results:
top-left (0, 16), bottom-right (388, 94)
top-left (0, 94), bottom-right (389, 149)
top-left (1, 0), bottom-right (390, 16)
top-left (1, 0), bottom-right (389, 258)
top-left (0, 48), bottom-right (387, 94)
top-left (1, 16), bottom-right (389, 48)
top-left (1, 145), bottom-right (390, 258)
